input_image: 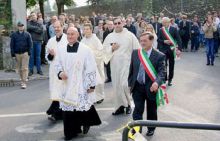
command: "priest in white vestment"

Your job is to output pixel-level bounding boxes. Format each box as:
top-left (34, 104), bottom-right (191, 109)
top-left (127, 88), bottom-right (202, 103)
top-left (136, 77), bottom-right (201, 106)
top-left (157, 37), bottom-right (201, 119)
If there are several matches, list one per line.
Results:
top-left (81, 23), bottom-right (105, 104)
top-left (103, 18), bottom-right (140, 115)
top-left (46, 21), bottom-right (68, 121)
top-left (55, 27), bottom-right (101, 140)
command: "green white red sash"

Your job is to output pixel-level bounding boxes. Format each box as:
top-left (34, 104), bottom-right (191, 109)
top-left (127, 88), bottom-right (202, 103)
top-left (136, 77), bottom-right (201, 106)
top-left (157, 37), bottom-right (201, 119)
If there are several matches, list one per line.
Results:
top-left (161, 27), bottom-right (177, 58)
top-left (138, 48), bottom-right (169, 107)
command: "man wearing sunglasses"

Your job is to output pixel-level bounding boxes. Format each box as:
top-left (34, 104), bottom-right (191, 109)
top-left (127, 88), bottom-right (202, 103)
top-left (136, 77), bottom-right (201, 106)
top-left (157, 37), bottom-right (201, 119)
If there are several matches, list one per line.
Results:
top-left (103, 18), bottom-right (140, 116)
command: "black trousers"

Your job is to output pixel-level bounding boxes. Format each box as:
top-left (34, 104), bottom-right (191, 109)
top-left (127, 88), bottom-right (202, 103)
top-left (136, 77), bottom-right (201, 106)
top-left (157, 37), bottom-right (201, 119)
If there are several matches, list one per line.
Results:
top-left (132, 82), bottom-right (157, 131)
top-left (181, 38), bottom-right (189, 50)
top-left (41, 42), bottom-right (46, 64)
top-left (46, 101), bottom-right (63, 120)
top-left (105, 62), bottom-right (111, 80)
top-left (164, 49), bottom-right (175, 82)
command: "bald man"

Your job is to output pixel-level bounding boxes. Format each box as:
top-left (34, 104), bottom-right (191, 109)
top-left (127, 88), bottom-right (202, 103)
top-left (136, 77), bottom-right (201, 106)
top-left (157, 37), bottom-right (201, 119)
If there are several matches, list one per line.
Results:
top-left (55, 27), bottom-right (101, 140)
top-left (157, 17), bottom-right (182, 86)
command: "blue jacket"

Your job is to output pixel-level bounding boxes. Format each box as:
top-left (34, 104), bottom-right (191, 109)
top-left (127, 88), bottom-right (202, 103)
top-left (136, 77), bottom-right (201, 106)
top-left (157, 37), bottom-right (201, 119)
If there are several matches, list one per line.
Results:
top-left (10, 31), bottom-right (33, 57)
top-left (124, 24), bottom-right (137, 36)
top-left (191, 25), bottom-right (200, 38)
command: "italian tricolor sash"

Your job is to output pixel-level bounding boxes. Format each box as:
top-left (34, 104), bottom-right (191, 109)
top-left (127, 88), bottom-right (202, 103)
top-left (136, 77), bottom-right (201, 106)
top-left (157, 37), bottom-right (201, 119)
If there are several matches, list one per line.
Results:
top-left (138, 48), bottom-right (169, 107)
top-left (161, 27), bottom-right (177, 58)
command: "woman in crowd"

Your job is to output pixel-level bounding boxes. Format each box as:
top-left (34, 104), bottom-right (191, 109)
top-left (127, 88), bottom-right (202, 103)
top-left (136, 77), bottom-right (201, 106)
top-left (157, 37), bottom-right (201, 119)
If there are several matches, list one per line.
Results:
top-left (145, 23), bottom-right (158, 49)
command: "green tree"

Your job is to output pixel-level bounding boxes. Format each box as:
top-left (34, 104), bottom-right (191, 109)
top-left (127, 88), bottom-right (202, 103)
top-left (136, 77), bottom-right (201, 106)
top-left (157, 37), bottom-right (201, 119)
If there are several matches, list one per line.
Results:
top-left (26, 0), bottom-right (46, 19)
top-left (27, 0), bottom-right (76, 17)
top-left (55, 0), bottom-right (76, 15)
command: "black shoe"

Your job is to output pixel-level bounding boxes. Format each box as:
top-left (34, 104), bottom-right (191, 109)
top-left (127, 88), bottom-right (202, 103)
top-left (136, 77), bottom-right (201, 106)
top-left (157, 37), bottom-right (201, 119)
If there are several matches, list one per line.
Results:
top-left (146, 130), bottom-right (155, 136)
top-left (125, 105), bottom-right (132, 114)
top-left (41, 61), bottom-right (48, 65)
top-left (37, 71), bottom-right (44, 75)
top-left (83, 126), bottom-right (90, 134)
top-left (112, 106), bottom-right (125, 115)
top-left (48, 116), bottom-right (56, 123)
top-left (28, 71), bottom-right (33, 76)
top-left (64, 134), bottom-right (78, 141)
top-left (64, 137), bottom-right (73, 141)
top-left (206, 63), bottom-right (210, 66)
top-left (105, 79), bottom-right (112, 83)
top-left (168, 81), bottom-right (172, 86)
top-left (131, 128), bottom-right (136, 135)
top-left (211, 63), bottom-right (214, 66)
top-left (96, 99), bottom-right (104, 104)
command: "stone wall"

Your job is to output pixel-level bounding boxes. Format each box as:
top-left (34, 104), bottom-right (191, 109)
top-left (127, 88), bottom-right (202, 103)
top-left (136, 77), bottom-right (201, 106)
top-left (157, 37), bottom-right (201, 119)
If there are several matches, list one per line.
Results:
top-left (152, 0), bottom-right (220, 19)
top-left (0, 36), bottom-right (3, 70)
top-left (47, 0), bottom-right (219, 19)
top-left (1, 36), bottom-right (16, 71)
top-left (0, 0), bottom-right (26, 70)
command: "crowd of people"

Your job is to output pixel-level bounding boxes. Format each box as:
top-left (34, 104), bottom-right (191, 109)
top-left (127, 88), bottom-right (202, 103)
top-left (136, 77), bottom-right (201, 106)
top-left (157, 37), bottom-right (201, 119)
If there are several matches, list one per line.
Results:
top-left (9, 10), bottom-right (220, 140)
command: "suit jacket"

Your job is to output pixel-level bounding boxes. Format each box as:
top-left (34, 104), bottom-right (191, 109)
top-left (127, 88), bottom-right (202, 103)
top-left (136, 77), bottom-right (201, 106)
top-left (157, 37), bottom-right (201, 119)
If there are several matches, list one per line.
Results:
top-left (153, 22), bottom-right (162, 35)
top-left (179, 20), bottom-right (191, 39)
top-left (89, 16), bottom-right (99, 27)
top-left (103, 29), bottom-right (113, 42)
top-left (158, 26), bottom-right (182, 53)
top-left (128, 48), bottom-right (166, 100)
top-left (124, 24), bottom-right (137, 36)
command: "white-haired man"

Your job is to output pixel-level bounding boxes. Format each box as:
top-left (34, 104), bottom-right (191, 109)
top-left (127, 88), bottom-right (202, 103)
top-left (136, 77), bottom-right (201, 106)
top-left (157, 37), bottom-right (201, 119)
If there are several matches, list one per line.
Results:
top-left (157, 17), bottom-right (182, 86)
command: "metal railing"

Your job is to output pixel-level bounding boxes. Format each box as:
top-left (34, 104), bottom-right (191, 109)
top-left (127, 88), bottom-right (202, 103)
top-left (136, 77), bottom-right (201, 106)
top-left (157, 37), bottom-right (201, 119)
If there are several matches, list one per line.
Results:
top-left (122, 120), bottom-right (220, 141)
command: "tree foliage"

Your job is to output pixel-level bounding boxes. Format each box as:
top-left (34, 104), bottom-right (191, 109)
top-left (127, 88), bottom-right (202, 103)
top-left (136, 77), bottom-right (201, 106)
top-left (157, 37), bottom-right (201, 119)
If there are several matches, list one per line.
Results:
top-left (27, 0), bottom-right (76, 16)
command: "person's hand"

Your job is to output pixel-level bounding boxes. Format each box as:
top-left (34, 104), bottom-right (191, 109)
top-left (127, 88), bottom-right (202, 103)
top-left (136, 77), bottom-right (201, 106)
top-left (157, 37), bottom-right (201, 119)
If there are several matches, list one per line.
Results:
top-left (49, 48), bottom-right (56, 56)
top-left (12, 57), bottom-right (16, 61)
top-left (60, 72), bottom-right (68, 80)
top-left (206, 22), bottom-right (210, 27)
top-left (112, 43), bottom-right (120, 52)
top-left (150, 82), bottom-right (159, 93)
top-left (87, 89), bottom-right (95, 93)
top-left (176, 49), bottom-right (181, 58)
top-left (164, 40), bottom-right (172, 45)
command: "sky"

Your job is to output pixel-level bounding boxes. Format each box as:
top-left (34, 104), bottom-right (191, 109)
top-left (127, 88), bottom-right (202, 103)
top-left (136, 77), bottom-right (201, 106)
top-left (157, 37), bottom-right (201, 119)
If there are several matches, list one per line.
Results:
top-left (74, 0), bottom-right (88, 7)
top-left (49, 0), bottom-right (88, 7)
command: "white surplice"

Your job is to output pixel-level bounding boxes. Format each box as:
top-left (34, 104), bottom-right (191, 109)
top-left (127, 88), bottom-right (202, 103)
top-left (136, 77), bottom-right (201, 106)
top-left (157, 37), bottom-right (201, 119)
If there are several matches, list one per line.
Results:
top-left (46, 34), bottom-right (68, 101)
top-left (81, 34), bottom-right (105, 101)
top-left (55, 42), bottom-right (97, 111)
top-left (103, 28), bottom-right (140, 109)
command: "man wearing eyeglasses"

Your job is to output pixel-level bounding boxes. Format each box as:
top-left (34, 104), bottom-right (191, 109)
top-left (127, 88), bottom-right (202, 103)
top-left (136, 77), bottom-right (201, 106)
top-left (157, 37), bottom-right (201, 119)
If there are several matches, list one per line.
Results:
top-left (103, 18), bottom-right (140, 116)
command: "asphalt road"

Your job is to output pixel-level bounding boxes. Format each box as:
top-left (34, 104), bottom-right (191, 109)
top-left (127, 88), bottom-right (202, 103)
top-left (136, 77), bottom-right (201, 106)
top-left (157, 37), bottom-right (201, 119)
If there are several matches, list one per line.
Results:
top-left (0, 50), bottom-right (220, 141)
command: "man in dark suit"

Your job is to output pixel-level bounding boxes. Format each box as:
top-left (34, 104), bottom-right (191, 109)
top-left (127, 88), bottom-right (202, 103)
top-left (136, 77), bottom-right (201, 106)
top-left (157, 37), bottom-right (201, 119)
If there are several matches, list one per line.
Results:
top-left (128, 32), bottom-right (166, 136)
top-left (158, 17), bottom-right (182, 86)
top-left (152, 16), bottom-right (162, 35)
top-left (89, 12), bottom-right (99, 27)
top-left (179, 15), bottom-right (191, 52)
top-left (124, 18), bottom-right (137, 36)
top-left (103, 20), bottom-right (114, 83)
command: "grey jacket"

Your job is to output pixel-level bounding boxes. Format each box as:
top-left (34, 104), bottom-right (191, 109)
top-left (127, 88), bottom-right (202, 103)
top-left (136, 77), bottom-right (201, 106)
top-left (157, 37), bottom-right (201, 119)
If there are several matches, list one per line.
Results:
top-left (27, 20), bottom-right (44, 42)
